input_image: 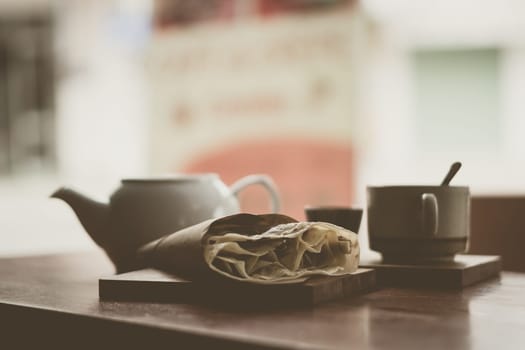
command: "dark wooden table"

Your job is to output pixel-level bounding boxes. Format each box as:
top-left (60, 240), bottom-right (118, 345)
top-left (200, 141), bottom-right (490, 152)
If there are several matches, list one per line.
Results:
top-left (1, 252), bottom-right (524, 349)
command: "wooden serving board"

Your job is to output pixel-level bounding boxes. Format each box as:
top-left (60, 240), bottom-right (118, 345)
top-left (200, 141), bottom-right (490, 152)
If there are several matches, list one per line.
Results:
top-left (359, 254), bottom-right (501, 288)
top-left (99, 268), bottom-right (376, 307)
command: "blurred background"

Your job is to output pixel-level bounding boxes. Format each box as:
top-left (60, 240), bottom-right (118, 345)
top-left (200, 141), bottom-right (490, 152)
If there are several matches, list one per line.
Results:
top-left (2, 0), bottom-right (525, 257)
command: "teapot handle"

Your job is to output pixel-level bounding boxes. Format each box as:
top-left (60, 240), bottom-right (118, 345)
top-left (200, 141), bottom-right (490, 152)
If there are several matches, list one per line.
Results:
top-left (230, 174), bottom-right (281, 213)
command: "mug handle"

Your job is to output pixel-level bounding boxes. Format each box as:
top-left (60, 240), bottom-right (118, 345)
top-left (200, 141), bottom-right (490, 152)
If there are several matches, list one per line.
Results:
top-left (421, 193), bottom-right (439, 236)
top-left (230, 174), bottom-right (281, 213)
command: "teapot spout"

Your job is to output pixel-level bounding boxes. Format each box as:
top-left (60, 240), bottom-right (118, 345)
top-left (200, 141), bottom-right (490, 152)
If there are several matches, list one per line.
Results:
top-left (51, 187), bottom-right (110, 247)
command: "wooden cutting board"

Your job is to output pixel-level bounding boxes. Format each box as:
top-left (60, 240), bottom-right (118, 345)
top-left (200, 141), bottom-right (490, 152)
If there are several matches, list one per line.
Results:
top-left (359, 254), bottom-right (501, 288)
top-left (99, 268), bottom-right (376, 307)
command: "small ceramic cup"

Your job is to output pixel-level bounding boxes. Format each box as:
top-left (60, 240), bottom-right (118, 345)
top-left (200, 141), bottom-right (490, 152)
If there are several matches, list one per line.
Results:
top-left (304, 206), bottom-right (363, 233)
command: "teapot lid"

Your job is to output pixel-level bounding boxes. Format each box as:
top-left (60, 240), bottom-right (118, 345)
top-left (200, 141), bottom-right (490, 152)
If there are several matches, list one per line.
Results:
top-left (122, 174), bottom-right (218, 183)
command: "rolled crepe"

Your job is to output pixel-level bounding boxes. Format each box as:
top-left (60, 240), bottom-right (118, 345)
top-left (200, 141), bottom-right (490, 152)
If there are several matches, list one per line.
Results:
top-left (137, 213), bottom-right (359, 284)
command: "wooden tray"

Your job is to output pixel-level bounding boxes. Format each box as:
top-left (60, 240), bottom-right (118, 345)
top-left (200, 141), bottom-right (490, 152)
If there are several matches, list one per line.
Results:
top-left (99, 268), bottom-right (376, 307)
top-left (359, 254), bottom-right (501, 288)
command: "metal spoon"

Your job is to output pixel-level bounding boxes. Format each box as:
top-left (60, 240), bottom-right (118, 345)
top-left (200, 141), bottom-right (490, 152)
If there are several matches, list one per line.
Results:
top-left (440, 162), bottom-right (462, 186)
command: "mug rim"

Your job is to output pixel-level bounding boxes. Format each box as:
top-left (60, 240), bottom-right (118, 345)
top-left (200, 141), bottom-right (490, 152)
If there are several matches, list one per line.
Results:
top-left (122, 173), bottom-right (219, 183)
top-left (367, 185), bottom-right (469, 190)
top-left (304, 205), bottom-right (363, 211)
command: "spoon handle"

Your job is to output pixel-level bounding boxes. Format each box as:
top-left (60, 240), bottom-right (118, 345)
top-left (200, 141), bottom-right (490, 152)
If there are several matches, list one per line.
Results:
top-left (441, 162), bottom-right (462, 186)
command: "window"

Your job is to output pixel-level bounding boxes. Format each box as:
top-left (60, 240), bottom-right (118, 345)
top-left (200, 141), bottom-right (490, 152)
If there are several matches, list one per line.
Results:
top-left (413, 48), bottom-right (501, 152)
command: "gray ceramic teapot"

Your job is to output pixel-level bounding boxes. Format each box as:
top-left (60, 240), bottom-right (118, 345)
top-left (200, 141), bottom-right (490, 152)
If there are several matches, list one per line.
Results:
top-left (52, 174), bottom-right (280, 272)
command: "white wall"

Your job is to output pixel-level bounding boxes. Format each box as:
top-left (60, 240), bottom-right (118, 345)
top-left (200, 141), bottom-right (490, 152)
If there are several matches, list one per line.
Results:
top-left (54, 0), bottom-right (151, 195)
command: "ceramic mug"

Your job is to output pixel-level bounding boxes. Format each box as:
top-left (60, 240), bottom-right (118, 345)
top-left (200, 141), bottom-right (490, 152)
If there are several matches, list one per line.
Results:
top-left (367, 185), bottom-right (470, 262)
top-left (304, 206), bottom-right (363, 233)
